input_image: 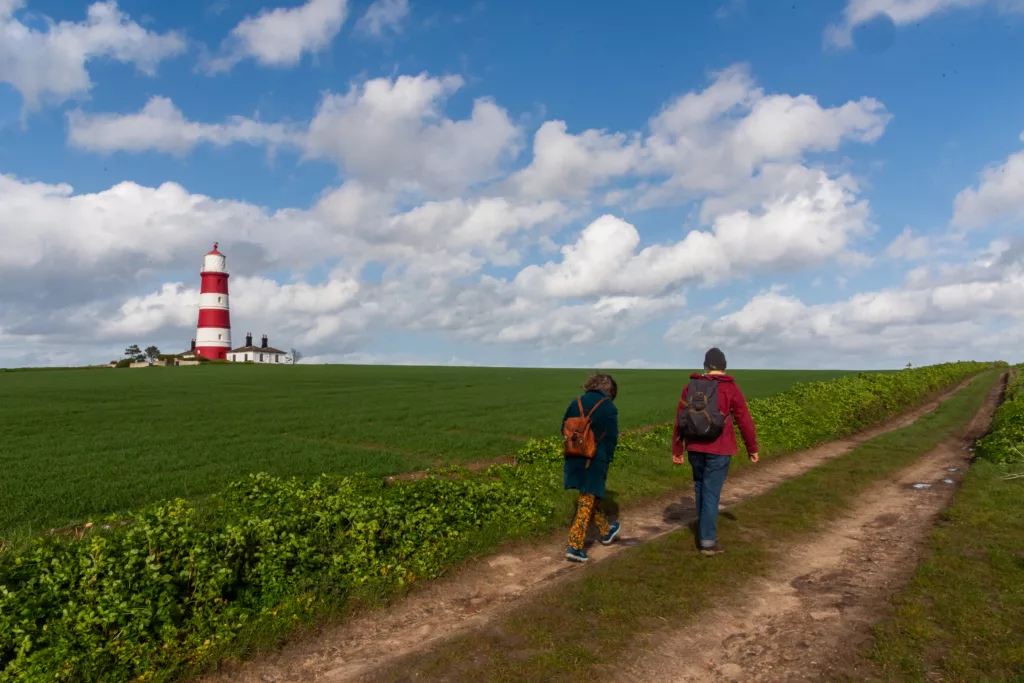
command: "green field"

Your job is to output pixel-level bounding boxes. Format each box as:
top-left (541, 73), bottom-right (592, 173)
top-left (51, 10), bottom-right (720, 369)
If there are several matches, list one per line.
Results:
top-left (0, 364), bottom-right (851, 537)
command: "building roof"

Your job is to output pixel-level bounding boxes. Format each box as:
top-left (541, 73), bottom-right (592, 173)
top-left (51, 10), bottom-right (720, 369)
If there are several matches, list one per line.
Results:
top-left (206, 242), bottom-right (222, 256)
top-left (228, 345), bottom-right (287, 355)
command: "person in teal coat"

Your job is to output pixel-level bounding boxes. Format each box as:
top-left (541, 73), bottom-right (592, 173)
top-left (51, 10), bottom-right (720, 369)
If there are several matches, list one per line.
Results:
top-left (562, 372), bottom-right (621, 563)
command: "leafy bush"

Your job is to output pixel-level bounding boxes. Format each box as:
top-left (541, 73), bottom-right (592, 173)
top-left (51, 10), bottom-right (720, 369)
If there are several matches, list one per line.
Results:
top-left (975, 366), bottom-right (1024, 465)
top-left (0, 361), bottom-right (991, 681)
top-left (114, 359), bottom-right (132, 369)
top-left (743, 364), bottom-right (990, 457)
top-left (0, 470), bottom-right (558, 681)
top-left (514, 437), bottom-right (561, 466)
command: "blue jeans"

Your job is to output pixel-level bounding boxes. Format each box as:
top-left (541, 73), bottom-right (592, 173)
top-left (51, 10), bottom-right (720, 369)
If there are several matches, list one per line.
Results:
top-left (688, 452), bottom-right (731, 547)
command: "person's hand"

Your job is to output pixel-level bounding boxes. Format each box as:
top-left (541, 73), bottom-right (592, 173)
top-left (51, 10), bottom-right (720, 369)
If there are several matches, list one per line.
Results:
top-left (672, 453), bottom-right (686, 465)
top-left (748, 452), bottom-right (759, 463)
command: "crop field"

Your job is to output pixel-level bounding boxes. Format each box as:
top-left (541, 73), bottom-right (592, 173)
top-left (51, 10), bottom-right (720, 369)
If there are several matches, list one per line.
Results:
top-left (0, 364), bottom-right (853, 537)
top-left (0, 362), bottom-right (990, 681)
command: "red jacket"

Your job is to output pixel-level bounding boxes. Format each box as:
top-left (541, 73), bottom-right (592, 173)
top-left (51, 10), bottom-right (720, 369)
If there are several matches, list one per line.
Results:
top-left (672, 373), bottom-right (758, 458)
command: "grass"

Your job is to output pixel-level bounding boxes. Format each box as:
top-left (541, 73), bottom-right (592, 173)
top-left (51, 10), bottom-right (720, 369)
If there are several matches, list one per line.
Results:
top-left (0, 364), bottom-right (850, 538)
top-left (852, 461), bottom-right (1024, 683)
top-left (369, 371), bottom-right (999, 683)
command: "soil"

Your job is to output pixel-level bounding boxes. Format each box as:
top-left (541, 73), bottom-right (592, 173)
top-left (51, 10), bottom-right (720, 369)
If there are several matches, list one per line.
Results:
top-left (199, 379), bottom-right (979, 683)
top-left (384, 455), bottom-right (517, 483)
top-left (612, 374), bottom-right (1004, 683)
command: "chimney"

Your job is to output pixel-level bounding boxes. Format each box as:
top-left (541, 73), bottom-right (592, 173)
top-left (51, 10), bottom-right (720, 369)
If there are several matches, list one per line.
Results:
top-left (190, 338), bottom-right (196, 351)
top-left (245, 332), bottom-right (252, 347)
top-left (261, 334), bottom-right (268, 349)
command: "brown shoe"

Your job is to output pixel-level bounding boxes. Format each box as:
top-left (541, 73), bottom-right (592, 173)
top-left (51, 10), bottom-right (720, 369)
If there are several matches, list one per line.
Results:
top-left (700, 544), bottom-right (724, 556)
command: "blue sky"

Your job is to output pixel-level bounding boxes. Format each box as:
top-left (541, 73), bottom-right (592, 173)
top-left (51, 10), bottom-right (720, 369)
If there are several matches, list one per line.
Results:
top-left (0, 0), bottom-right (1022, 369)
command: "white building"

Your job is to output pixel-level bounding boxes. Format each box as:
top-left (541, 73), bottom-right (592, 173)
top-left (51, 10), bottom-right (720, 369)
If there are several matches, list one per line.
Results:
top-left (228, 334), bottom-right (288, 364)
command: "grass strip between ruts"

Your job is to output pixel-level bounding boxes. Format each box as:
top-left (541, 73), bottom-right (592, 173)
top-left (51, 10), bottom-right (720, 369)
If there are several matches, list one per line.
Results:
top-left (847, 459), bottom-right (1024, 682)
top-left (369, 371), bottom-right (999, 683)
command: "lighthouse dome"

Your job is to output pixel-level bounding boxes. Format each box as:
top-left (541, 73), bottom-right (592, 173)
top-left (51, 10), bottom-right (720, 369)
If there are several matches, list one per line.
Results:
top-left (202, 242), bottom-right (227, 273)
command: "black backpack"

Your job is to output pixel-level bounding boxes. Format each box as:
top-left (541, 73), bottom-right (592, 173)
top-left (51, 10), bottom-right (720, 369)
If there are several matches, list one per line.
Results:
top-left (677, 377), bottom-right (727, 442)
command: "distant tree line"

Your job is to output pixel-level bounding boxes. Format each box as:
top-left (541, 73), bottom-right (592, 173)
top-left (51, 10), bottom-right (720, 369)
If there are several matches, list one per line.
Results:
top-left (123, 345), bottom-right (162, 363)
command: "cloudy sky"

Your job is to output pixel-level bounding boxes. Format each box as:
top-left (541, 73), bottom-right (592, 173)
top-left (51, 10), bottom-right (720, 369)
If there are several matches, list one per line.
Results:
top-left (1, 0), bottom-right (1022, 370)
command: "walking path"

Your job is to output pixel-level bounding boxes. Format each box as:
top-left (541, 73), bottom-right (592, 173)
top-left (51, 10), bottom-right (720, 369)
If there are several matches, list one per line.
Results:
top-left (203, 379), bottom-right (979, 683)
top-left (614, 375), bottom-right (1003, 683)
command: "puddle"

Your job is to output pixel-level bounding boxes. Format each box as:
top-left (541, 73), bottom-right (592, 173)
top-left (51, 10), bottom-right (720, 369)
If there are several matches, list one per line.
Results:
top-left (912, 483), bottom-right (931, 489)
top-left (947, 467), bottom-right (959, 472)
top-left (942, 479), bottom-right (954, 484)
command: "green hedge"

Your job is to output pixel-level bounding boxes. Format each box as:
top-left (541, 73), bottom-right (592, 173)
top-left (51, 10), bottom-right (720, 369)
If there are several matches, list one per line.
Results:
top-left (518, 361), bottom-right (992, 465)
top-left (975, 366), bottom-right (1024, 465)
top-left (0, 361), bottom-right (990, 681)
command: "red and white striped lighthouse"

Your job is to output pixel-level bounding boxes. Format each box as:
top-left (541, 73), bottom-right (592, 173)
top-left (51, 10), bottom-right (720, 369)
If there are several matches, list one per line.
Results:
top-left (195, 243), bottom-right (231, 360)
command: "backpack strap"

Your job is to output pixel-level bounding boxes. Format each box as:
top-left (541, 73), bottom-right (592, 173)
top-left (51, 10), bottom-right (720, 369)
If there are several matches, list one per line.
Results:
top-left (585, 396), bottom-right (608, 418)
top-left (704, 379), bottom-right (732, 417)
top-left (685, 378), bottom-right (701, 400)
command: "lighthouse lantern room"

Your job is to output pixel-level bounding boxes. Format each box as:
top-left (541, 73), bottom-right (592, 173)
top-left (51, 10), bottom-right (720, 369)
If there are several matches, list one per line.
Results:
top-left (194, 243), bottom-right (232, 359)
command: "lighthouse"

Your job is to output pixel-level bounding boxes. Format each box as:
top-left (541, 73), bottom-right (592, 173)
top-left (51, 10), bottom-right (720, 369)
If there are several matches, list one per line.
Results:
top-left (194, 243), bottom-right (231, 360)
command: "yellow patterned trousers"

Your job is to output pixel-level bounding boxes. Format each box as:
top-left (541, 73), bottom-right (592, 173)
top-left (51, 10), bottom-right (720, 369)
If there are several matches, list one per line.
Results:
top-left (567, 492), bottom-right (611, 550)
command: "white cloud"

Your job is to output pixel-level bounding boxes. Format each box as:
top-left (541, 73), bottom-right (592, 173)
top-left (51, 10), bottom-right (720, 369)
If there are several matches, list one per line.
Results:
top-left (63, 73), bottom-right (522, 197)
top-left (491, 64), bottom-right (890, 209)
top-left (64, 63), bottom-right (888, 216)
top-left (515, 170), bottom-right (872, 299)
top-left (100, 283), bottom-right (198, 338)
top-left (951, 133), bottom-right (1024, 230)
top-left (665, 243), bottom-right (1024, 366)
top-left (375, 196), bottom-right (568, 263)
top-left (2, 59), bottom-right (955, 370)
top-left (0, 170), bottom-right (585, 365)
top-left (506, 121), bottom-right (642, 200)
top-left (66, 96), bottom-right (299, 155)
top-left (97, 273), bottom-right (368, 350)
top-left (0, 174), bottom-right (332, 277)
top-left (826, 0), bottom-right (1024, 49)
top-left (302, 73), bottom-right (522, 195)
top-left (64, 64), bottom-right (888, 214)
top-left (0, 0), bottom-right (185, 110)
top-left (203, 0), bottom-right (348, 73)
top-left (885, 227), bottom-right (934, 261)
top-left (635, 64), bottom-right (890, 207)
top-left (354, 0), bottom-right (409, 36)
top-left (442, 286), bottom-right (686, 347)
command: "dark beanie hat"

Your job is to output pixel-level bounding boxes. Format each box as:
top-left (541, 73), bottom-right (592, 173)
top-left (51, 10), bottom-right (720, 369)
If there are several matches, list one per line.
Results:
top-left (704, 347), bottom-right (727, 371)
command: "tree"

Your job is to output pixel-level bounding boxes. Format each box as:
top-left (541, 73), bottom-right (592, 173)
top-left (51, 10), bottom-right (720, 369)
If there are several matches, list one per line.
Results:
top-left (144, 346), bottom-right (161, 362)
top-left (289, 348), bottom-right (303, 365)
top-left (124, 344), bottom-right (141, 359)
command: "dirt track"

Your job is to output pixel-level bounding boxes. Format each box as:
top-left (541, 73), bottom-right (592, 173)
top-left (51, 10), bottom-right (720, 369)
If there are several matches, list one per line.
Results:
top-left (614, 374), bottom-right (1003, 683)
top-left (202, 379), bottom-right (979, 683)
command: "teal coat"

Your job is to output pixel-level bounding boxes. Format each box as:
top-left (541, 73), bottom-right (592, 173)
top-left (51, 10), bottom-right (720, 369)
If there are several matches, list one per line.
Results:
top-left (562, 389), bottom-right (619, 498)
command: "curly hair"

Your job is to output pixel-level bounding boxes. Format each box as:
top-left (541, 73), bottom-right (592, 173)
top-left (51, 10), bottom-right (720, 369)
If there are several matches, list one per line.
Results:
top-left (583, 372), bottom-right (617, 400)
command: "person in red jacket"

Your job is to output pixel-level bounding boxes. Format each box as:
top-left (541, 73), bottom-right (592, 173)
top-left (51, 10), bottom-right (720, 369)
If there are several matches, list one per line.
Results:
top-left (672, 348), bottom-right (759, 556)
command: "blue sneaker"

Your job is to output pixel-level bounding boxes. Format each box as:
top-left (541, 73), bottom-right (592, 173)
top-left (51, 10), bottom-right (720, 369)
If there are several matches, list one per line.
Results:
top-left (566, 546), bottom-right (589, 563)
top-left (600, 521), bottom-right (621, 545)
